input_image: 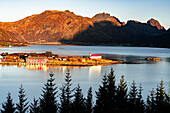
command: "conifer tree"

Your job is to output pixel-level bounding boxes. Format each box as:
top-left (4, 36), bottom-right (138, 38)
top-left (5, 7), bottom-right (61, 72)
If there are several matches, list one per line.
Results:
top-left (16, 84), bottom-right (29, 113)
top-left (146, 88), bottom-right (155, 113)
top-left (154, 80), bottom-right (170, 113)
top-left (106, 68), bottom-right (117, 113)
top-left (136, 84), bottom-right (145, 113)
top-left (128, 80), bottom-right (138, 113)
top-left (1, 92), bottom-right (16, 113)
top-left (94, 74), bottom-right (108, 113)
top-left (146, 80), bottom-right (170, 113)
top-left (39, 73), bottom-right (58, 113)
top-left (116, 75), bottom-right (128, 113)
top-left (71, 84), bottom-right (85, 113)
top-left (60, 69), bottom-right (74, 113)
top-left (85, 87), bottom-right (93, 113)
top-left (30, 98), bottom-right (40, 113)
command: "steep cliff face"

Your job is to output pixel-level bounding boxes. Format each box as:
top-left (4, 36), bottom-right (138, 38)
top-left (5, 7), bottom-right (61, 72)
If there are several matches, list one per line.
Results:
top-left (147, 18), bottom-right (165, 30)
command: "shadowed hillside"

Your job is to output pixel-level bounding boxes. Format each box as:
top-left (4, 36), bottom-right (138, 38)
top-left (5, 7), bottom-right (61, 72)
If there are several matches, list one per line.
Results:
top-left (61, 20), bottom-right (166, 46)
top-left (150, 28), bottom-right (170, 47)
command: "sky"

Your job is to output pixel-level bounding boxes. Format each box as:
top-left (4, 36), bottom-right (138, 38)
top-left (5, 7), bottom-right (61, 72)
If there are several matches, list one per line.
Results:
top-left (0, 0), bottom-right (170, 29)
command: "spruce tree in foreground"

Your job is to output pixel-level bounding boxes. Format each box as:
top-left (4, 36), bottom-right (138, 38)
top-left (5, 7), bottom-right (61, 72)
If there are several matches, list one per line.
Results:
top-left (154, 80), bottom-right (170, 113)
top-left (146, 88), bottom-right (155, 113)
top-left (16, 85), bottom-right (29, 113)
top-left (128, 80), bottom-right (138, 113)
top-left (136, 84), bottom-right (145, 113)
top-left (106, 68), bottom-right (117, 113)
top-left (116, 75), bottom-right (128, 113)
top-left (94, 74), bottom-right (108, 113)
top-left (30, 98), bottom-right (40, 113)
top-left (85, 87), bottom-right (93, 113)
top-left (40, 73), bottom-right (58, 113)
top-left (60, 69), bottom-right (74, 113)
top-left (1, 92), bottom-right (16, 113)
top-left (71, 84), bottom-right (85, 113)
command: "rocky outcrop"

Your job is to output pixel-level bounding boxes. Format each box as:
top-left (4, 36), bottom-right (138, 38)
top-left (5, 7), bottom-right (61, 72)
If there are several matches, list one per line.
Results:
top-left (147, 18), bottom-right (165, 30)
top-left (92, 12), bottom-right (122, 26)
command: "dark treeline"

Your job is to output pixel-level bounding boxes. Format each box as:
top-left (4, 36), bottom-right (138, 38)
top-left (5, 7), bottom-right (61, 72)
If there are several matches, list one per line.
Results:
top-left (1, 68), bottom-right (170, 113)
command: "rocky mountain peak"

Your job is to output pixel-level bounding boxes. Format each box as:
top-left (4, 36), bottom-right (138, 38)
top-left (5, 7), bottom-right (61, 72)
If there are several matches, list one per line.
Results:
top-left (147, 18), bottom-right (165, 30)
top-left (92, 12), bottom-right (122, 26)
top-left (92, 12), bottom-right (111, 20)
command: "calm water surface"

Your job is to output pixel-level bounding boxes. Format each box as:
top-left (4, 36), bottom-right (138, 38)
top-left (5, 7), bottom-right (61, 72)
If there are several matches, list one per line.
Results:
top-left (0, 45), bottom-right (170, 103)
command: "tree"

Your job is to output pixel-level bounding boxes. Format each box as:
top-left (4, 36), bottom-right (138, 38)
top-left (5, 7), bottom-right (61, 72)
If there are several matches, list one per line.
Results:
top-left (146, 88), bottom-right (155, 113)
top-left (71, 84), bottom-right (85, 113)
top-left (39, 73), bottom-right (58, 113)
top-left (60, 69), bottom-right (74, 113)
top-left (116, 75), bottom-right (128, 113)
top-left (94, 74), bottom-right (108, 113)
top-left (128, 80), bottom-right (138, 113)
top-left (154, 80), bottom-right (170, 113)
top-left (85, 87), bottom-right (93, 113)
top-left (45, 51), bottom-right (52, 57)
top-left (136, 84), bottom-right (145, 113)
top-left (106, 68), bottom-right (117, 113)
top-left (16, 84), bottom-right (29, 113)
top-left (146, 80), bottom-right (170, 113)
top-left (1, 92), bottom-right (16, 113)
top-left (30, 98), bottom-right (40, 113)
top-left (94, 68), bottom-right (118, 113)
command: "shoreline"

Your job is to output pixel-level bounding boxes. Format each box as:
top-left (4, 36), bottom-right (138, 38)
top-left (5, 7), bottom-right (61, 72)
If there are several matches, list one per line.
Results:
top-left (0, 61), bottom-right (124, 67)
top-left (0, 42), bottom-right (169, 49)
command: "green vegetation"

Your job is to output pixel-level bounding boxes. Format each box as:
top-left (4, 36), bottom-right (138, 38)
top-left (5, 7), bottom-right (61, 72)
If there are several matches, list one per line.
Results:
top-left (0, 42), bottom-right (12, 46)
top-left (45, 51), bottom-right (52, 57)
top-left (0, 42), bottom-right (28, 47)
top-left (16, 85), bottom-right (29, 113)
top-left (1, 69), bottom-right (170, 113)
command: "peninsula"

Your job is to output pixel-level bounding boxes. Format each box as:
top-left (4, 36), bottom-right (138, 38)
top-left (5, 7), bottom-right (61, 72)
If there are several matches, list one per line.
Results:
top-left (0, 51), bottom-right (123, 67)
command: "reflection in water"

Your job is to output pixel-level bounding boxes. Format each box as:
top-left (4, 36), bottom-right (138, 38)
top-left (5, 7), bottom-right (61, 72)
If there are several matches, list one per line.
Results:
top-left (62, 66), bottom-right (67, 74)
top-left (26, 65), bottom-right (48, 71)
top-left (89, 66), bottom-right (101, 80)
top-left (0, 66), bottom-right (2, 79)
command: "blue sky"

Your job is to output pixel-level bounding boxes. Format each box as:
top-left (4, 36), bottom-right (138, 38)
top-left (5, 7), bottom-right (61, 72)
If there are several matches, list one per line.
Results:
top-left (0, 0), bottom-right (169, 29)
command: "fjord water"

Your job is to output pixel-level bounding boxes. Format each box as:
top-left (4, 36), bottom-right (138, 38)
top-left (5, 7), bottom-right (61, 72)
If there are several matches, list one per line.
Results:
top-left (0, 45), bottom-right (170, 103)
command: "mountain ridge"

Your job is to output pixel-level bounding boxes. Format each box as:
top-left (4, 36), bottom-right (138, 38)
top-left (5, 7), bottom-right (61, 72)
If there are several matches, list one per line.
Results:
top-left (0, 10), bottom-right (169, 47)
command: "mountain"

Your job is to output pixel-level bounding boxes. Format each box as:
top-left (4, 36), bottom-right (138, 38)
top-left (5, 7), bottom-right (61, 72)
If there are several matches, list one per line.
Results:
top-left (151, 28), bottom-right (170, 47)
top-left (0, 10), bottom-right (168, 47)
top-left (0, 10), bottom-right (94, 43)
top-left (0, 28), bottom-right (19, 42)
top-left (62, 19), bottom-right (166, 46)
top-left (92, 12), bottom-right (123, 26)
top-left (147, 18), bottom-right (165, 30)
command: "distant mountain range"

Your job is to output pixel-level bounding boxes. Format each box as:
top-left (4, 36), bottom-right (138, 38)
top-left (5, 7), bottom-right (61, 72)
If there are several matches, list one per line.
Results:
top-left (0, 10), bottom-right (169, 47)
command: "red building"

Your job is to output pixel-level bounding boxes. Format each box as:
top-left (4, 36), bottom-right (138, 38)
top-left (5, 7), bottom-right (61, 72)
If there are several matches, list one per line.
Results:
top-left (90, 54), bottom-right (102, 59)
top-left (26, 57), bottom-right (48, 64)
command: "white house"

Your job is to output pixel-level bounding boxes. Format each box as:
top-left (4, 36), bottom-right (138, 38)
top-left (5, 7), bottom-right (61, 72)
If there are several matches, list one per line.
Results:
top-left (90, 54), bottom-right (102, 59)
